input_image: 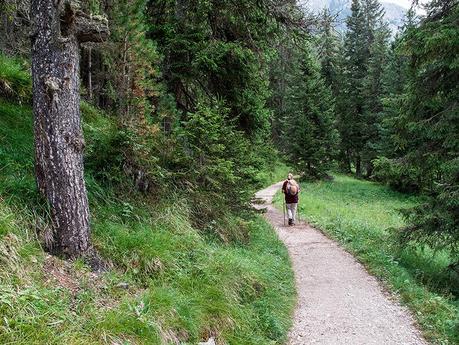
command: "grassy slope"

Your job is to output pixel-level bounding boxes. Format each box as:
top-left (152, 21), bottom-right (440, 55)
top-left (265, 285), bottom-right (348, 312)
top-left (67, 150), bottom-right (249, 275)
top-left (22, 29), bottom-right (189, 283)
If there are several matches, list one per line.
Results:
top-left (0, 99), bottom-right (295, 345)
top-left (275, 175), bottom-right (458, 344)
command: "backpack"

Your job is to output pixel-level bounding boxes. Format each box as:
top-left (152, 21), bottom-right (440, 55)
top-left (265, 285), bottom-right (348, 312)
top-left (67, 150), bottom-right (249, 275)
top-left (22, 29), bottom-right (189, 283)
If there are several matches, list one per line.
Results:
top-left (286, 180), bottom-right (299, 196)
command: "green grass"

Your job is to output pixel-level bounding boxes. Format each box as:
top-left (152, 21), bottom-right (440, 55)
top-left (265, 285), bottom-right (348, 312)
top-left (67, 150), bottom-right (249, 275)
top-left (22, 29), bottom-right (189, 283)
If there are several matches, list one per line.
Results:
top-left (275, 174), bottom-right (459, 344)
top-left (0, 53), bottom-right (31, 102)
top-left (256, 160), bottom-right (291, 187)
top-left (0, 98), bottom-right (295, 344)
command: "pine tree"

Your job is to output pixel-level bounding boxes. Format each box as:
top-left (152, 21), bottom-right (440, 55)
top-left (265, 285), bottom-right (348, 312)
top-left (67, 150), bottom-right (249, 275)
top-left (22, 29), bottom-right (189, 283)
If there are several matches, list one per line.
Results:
top-left (393, 1), bottom-right (459, 255)
top-left (281, 45), bottom-right (338, 178)
top-left (337, 0), bottom-right (387, 176)
top-left (338, 0), bottom-right (367, 175)
top-left (361, 23), bottom-right (390, 176)
top-left (317, 9), bottom-right (341, 96)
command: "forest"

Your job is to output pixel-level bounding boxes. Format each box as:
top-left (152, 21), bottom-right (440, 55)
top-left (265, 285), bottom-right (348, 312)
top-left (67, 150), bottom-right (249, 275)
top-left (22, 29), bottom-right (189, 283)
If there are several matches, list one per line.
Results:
top-left (0, 0), bottom-right (458, 344)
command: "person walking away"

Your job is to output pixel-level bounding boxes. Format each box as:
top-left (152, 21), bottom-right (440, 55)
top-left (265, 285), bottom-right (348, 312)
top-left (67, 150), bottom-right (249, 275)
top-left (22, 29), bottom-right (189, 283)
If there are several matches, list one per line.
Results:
top-left (282, 173), bottom-right (300, 226)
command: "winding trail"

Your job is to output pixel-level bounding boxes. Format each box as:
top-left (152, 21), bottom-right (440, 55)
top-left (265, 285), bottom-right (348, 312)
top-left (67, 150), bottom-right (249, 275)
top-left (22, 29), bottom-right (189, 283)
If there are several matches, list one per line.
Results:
top-left (255, 182), bottom-right (428, 345)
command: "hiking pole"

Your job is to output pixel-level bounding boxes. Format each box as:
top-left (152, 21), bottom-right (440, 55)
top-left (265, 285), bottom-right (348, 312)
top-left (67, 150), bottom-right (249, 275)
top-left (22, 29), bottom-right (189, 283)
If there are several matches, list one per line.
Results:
top-left (283, 199), bottom-right (286, 226)
top-left (296, 204), bottom-right (300, 224)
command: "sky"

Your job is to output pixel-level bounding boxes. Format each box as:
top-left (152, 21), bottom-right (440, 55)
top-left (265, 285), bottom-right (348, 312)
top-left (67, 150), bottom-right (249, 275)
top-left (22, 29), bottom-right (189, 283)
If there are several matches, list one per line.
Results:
top-left (385, 0), bottom-right (412, 9)
top-left (384, 0), bottom-right (430, 10)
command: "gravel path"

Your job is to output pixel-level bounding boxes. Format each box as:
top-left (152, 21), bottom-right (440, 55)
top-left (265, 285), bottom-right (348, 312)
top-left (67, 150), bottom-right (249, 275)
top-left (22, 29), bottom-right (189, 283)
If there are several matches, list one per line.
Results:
top-left (255, 182), bottom-right (428, 345)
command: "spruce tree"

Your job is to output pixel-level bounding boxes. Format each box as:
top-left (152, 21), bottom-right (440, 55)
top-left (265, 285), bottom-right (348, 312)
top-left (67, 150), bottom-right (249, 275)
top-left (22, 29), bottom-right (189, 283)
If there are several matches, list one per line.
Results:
top-left (281, 45), bottom-right (338, 178)
top-left (317, 9), bottom-right (341, 96)
top-left (361, 23), bottom-right (390, 176)
top-left (337, 0), bottom-right (387, 176)
top-left (394, 1), bottom-right (459, 255)
top-left (338, 0), bottom-right (367, 175)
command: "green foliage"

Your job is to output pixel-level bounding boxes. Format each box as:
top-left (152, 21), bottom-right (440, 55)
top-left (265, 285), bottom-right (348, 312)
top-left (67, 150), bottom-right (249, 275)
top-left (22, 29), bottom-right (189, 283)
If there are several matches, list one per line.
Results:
top-left (178, 102), bottom-right (262, 228)
top-left (0, 53), bottom-right (31, 102)
top-left (256, 159), bottom-right (291, 188)
top-left (316, 9), bottom-right (343, 101)
top-left (274, 174), bottom-right (459, 344)
top-left (376, 1), bottom-right (459, 256)
top-left (372, 156), bottom-right (421, 193)
top-left (148, 0), bottom-right (274, 136)
top-left (279, 43), bottom-right (338, 178)
top-left (81, 102), bottom-right (125, 184)
top-left (0, 101), bottom-right (37, 206)
top-left (336, 0), bottom-right (389, 176)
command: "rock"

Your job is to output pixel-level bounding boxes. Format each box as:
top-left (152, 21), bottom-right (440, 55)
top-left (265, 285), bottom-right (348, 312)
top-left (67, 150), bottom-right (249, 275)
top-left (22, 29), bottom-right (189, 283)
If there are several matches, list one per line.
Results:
top-left (116, 282), bottom-right (129, 289)
top-left (198, 337), bottom-right (216, 345)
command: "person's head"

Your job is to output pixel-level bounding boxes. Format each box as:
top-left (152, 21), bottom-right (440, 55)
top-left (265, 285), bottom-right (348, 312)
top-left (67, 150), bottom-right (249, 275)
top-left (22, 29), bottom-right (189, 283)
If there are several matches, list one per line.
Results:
top-left (287, 173), bottom-right (293, 180)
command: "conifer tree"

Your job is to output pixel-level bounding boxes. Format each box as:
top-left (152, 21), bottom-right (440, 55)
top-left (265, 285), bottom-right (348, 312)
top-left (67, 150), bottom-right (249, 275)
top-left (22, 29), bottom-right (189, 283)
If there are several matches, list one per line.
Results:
top-left (338, 0), bottom-right (367, 175)
top-left (393, 1), bottom-right (459, 255)
top-left (361, 23), bottom-right (390, 176)
top-left (281, 45), bottom-right (338, 178)
top-left (337, 0), bottom-right (387, 176)
top-left (31, 0), bottom-right (109, 258)
top-left (317, 9), bottom-right (341, 96)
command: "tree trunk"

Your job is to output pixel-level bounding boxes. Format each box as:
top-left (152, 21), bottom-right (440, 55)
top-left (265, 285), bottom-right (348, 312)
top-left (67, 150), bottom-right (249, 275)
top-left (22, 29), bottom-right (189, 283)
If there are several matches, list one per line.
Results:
top-left (366, 161), bottom-right (374, 178)
top-left (355, 154), bottom-right (362, 177)
top-left (31, 0), bottom-right (109, 258)
top-left (345, 149), bottom-right (352, 173)
top-left (88, 46), bottom-right (93, 100)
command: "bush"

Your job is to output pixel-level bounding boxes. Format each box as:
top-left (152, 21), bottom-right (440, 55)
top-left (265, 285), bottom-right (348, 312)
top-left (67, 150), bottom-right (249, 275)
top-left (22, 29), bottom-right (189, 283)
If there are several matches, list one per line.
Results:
top-left (372, 156), bottom-right (421, 193)
top-left (179, 102), bottom-right (261, 221)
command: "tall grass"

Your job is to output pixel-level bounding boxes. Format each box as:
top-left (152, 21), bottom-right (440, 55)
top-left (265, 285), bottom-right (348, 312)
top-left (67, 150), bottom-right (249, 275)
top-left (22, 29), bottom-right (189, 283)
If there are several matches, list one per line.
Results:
top-left (0, 53), bottom-right (31, 102)
top-left (0, 98), bottom-right (295, 344)
top-left (274, 174), bottom-right (459, 344)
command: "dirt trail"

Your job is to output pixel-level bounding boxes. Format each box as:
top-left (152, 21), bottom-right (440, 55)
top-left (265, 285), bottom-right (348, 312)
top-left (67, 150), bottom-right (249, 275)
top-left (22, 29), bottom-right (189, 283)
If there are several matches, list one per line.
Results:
top-left (255, 182), bottom-right (428, 345)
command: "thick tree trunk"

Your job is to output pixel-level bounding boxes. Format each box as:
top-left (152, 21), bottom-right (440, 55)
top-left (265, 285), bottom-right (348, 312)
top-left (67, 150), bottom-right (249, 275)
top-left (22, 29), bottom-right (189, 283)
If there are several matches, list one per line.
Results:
top-left (31, 0), bottom-right (108, 258)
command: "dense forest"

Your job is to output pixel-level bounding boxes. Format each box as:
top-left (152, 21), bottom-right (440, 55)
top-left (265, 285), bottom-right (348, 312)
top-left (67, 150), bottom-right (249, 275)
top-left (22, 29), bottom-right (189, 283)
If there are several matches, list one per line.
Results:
top-left (0, 0), bottom-right (458, 344)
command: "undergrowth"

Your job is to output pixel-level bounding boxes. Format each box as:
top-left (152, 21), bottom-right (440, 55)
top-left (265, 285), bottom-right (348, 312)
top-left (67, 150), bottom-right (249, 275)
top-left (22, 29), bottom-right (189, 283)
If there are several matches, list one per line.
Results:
top-left (274, 174), bottom-right (459, 344)
top-left (0, 53), bottom-right (31, 102)
top-left (0, 98), bottom-right (295, 344)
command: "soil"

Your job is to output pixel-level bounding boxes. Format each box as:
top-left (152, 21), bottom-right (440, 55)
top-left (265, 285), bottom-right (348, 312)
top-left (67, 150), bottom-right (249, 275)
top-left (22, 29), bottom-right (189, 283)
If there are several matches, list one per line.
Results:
top-left (255, 182), bottom-right (428, 345)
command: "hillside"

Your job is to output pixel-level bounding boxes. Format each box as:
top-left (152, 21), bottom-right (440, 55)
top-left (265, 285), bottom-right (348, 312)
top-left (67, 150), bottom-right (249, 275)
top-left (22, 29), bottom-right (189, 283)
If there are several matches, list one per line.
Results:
top-left (303, 0), bottom-right (407, 32)
top-left (0, 71), bottom-right (295, 343)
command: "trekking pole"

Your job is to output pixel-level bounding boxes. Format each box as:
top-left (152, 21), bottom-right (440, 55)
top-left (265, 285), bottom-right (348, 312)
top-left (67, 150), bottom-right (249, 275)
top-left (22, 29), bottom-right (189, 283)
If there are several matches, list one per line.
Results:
top-left (283, 199), bottom-right (286, 226)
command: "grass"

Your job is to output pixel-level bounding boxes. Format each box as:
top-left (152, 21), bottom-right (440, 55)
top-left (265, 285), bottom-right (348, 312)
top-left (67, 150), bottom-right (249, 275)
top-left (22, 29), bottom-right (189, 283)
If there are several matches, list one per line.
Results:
top-left (274, 174), bottom-right (459, 344)
top-left (0, 97), bottom-right (296, 344)
top-left (0, 53), bottom-right (31, 102)
top-left (256, 160), bottom-right (291, 187)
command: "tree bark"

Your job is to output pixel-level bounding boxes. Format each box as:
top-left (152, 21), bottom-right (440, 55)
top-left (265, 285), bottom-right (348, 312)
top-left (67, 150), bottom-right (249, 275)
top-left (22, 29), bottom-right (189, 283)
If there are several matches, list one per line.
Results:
top-left (355, 154), bottom-right (362, 177)
top-left (31, 0), bottom-right (109, 258)
top-left (88, 45), bottom-right (93, 100)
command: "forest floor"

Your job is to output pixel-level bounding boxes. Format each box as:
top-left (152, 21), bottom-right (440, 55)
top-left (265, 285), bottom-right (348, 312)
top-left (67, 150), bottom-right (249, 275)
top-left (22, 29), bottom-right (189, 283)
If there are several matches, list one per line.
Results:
top-left (255, 182), bottom-right (428, 345)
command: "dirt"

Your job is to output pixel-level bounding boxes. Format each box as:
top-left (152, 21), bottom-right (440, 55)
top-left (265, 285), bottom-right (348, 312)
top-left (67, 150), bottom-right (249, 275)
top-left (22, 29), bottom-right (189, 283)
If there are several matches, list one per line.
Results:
top-left (255, 182), bottom-right (428, 345)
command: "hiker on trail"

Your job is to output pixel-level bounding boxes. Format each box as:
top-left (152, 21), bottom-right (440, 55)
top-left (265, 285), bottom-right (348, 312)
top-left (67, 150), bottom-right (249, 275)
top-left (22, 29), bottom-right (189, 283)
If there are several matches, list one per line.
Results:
top-left (282, 173), bottom-right (300, 226)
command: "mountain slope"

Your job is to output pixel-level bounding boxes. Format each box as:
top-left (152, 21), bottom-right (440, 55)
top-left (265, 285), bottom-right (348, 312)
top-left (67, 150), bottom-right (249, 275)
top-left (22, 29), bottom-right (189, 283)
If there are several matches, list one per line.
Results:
top-left (303, 0), bottom-right (407, 32)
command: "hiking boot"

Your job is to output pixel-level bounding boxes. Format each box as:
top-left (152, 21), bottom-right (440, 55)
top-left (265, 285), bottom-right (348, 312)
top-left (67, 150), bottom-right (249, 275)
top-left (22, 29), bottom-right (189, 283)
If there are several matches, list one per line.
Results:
top-left (288, 219), bottom-right (293, 226)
